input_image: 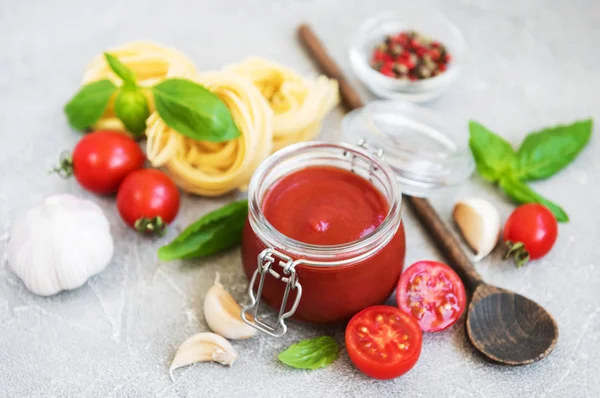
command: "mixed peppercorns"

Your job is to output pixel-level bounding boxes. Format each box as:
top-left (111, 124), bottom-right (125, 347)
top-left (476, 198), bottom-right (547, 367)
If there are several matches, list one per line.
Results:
top-left (370, 31), bottom-right (451, 81)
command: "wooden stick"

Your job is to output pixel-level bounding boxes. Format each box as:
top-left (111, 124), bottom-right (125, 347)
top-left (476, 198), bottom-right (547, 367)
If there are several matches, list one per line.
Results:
top-left (297, 23), bottom-right (483, 292)
top-left (297, 24), bottom-right (365, 111)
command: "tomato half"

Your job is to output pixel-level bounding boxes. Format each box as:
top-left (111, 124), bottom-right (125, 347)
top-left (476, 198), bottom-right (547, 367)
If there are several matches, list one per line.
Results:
top-left (503, 204), bottom-right (558, 266)
top-left (397, 261), bottom-right (466, 332)
top-left (69, 130), bottom-right (145, 195)
top-left (345, 306), bottom-right (422, 380)
top-left (116, 169), bottom-right (180, 235)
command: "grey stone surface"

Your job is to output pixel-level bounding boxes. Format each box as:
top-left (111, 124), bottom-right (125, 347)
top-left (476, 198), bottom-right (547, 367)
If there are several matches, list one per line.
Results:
top-left (1, 0), bottom-right (599, 396)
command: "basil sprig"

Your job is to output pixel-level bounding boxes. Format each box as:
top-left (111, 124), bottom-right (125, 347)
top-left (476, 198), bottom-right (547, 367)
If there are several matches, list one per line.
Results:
top-left (64, 79), bottom-right (117, 131)
top-left (278, 336), bottom-right (339, 370)
top-left (64, 53), bottom-right (240, 141)
top-left (469, 119), bottom-right (593, 222)
top-left (158, 200), bottom-right (248, 261)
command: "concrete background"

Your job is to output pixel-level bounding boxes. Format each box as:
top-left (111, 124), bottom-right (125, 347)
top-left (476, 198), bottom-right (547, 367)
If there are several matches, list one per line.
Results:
top-left (1, 0), bottom-right (599, 396)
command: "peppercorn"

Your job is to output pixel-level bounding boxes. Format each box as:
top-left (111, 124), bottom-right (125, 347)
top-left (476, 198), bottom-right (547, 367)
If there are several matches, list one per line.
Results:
top-left (393, 63), bottom-right (409, 75)
top-left (369, 30), bottom-right (451, 81)
top-left (379, 62), bottom-right (395, 77)
top-left (390, 44), bottom-right (403, 56)
top-left (371, 61), bottom-right (383, 70)
top-left (416, 66), bottom-right (432, 79)
top-left (377, 43), bottom-right (388, 53)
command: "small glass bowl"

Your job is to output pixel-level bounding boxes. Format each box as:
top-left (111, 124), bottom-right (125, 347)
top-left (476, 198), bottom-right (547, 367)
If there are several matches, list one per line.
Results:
top-left (349, 9), bottom-right (466, 102)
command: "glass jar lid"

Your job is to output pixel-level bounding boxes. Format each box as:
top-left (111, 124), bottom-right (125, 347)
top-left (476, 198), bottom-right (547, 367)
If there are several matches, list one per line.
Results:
top-left (341, 100), bottom-right (474, 197)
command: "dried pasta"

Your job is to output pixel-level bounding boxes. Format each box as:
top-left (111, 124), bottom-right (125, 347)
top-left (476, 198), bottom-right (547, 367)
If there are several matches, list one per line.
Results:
top-left (79, 42), bottom-right (338, 196)
top-left (227, 57), bottom-right (339, 151)
top-left (146, 72), bottom-right (273, 196)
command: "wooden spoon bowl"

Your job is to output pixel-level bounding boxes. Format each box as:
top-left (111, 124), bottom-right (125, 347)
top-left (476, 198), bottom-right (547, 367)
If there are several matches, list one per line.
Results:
top-left (466, 284), bottom-right (558, 365)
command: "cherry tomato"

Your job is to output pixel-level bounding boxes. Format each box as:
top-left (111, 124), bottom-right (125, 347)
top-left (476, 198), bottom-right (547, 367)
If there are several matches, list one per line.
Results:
top-left (503, 203), bottom-right (558, 267)
top-left (345, 306), bottom-right (422, 380)
top-left (397, 261), bottom-right (466, 332)
top-left (116, 169), bottom-right (180, 235)
top-left (61, 130), bottom-right (145, 195)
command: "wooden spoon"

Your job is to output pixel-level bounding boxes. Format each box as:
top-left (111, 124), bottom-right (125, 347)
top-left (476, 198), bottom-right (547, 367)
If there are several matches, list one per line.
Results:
top-left (297, 24), bottom-right (558, 365)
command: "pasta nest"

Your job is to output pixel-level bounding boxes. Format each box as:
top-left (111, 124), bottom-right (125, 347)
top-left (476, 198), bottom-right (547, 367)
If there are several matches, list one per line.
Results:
top-left (81, 42), bottom-right (339, 196)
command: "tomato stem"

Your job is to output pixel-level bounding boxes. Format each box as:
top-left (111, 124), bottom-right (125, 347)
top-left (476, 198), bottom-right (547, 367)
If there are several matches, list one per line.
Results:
top-left (50, 151), bottom-right (74, 178)
top-left (135, 216), bottom-right (167, 236)
top-left (504, 241), bottom-right (530, 267)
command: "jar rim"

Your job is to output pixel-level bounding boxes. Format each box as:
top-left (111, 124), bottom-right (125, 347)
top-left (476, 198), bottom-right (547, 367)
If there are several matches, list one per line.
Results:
top-left (247, 141), bottom-right (403, 264)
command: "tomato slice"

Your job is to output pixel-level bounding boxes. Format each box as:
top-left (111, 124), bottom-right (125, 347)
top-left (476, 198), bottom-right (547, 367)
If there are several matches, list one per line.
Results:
top-left (397, 261), bottom-right (466, 332)
top-left (345, 306), bottom-right (422, 380)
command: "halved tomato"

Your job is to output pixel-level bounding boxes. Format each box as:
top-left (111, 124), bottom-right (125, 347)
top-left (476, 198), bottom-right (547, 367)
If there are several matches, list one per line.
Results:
top-left (345, 306), bottom-right (422, 379)
top-left (397, 261), bottom-right (466, 332)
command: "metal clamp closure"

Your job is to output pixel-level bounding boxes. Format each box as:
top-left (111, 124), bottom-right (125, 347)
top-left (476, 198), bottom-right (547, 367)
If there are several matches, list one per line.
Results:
top-left (347, 138), bottom-right (385, 181)
top-left (356, 138), bottom-right (384, 160)
top-left (241, 248), bottom-right (303, 337)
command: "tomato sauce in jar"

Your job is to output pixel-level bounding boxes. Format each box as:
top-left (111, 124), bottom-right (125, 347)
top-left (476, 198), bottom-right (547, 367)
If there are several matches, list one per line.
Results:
top-left (262, 166), bottom-right (389, 246)
top-left (241, 142), bottom-right (406, 332)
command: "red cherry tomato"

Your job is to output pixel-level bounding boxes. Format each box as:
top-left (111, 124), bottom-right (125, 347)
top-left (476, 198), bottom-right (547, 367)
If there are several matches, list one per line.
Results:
top-left (397, 261), bottom-right (466, 332)
top-left (503, 204), bottom-right (558, 266)
top-left (64, 130), bottom-right (145, 195)
top-left (345, 306), bottom-right (422, 380)
top-left (116, 169), bottom-right (180, 235)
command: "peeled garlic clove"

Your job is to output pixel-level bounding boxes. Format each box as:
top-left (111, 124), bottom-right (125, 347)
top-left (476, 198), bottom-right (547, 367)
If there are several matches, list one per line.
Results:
top-left (204, 274), bottom-right (257, 340)
top-left (170, 332), bottom-right (237, 379)
top-left (452, 198), bottom-right (501, 262)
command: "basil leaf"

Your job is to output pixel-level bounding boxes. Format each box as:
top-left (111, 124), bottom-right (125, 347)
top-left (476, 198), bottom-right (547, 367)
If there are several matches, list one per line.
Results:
top-left (104, 53), bottom-right (137, 86)
top-left (278, 336), bottom-right (339, 370)
top-left (499, 177), bottom-right (569, 222)
top-left (516, 119), bottom-right (593, 180)
top-left (64, 79), bottom-right (117, 131)
top-left (158, 200), bottom-right (248, 261)
top-left (114, 86), bottom-right (150, 136)
top-left (469, 121), bottom-right (517, 182)
top-left (152, 78), bottom-right (241, 142)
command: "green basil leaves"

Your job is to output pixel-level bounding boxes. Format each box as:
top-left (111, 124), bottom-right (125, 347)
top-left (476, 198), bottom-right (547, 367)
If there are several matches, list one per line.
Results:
top-left (152, 79), bottom-right (241, 142)
top-left (104, 52), bottom-right (137, 86)
top-left (469, 119), bottom-right (593, 222)
top-left (64, 53), bottom-right (240, 141)
top-left (158, 200), bottom-right (248, 261)
top-left (64, 79), bottom-right (117, 131)
top-left (278, 336), bottom-right (339, 370)
top-left (515, 120), bottom-right (592, 180)
top-left (469, 121), bottom-right (517, 182)
top-left (498, 177), bottom-right (569, 222)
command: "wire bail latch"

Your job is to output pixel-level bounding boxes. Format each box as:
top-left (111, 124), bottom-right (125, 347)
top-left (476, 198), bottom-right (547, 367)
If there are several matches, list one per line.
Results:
top-left (241, 248), bottom-right (303, 337)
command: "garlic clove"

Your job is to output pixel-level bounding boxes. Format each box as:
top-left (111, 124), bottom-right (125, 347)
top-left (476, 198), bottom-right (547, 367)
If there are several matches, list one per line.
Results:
top-left (203, 273), bottom-right (257, 340)
top-left (452, 198), bottom-right (501, 262)
top-left (170, 332), bottom-right (237, 380)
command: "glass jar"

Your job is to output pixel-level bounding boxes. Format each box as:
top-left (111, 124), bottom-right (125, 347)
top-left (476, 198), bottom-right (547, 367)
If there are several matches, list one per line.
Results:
top-left (241, 142), bottom-right (405, 337)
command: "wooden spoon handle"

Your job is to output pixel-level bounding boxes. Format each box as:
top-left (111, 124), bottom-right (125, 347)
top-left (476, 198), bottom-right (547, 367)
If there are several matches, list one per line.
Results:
top-left (297, 23), bottom-right (484, 292)
top-left (405, 197), bottom-right (484, 291)
top-left (297, 24), bottom-right (364, 111)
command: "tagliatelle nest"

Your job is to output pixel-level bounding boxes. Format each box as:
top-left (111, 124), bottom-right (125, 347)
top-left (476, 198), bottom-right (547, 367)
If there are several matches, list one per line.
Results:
top-left (80, 42), bottom-right (339, 196)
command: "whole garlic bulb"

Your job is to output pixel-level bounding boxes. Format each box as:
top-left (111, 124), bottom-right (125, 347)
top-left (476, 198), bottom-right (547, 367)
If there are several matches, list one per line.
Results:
top-left (7, 194), bottom-right (114, 296)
